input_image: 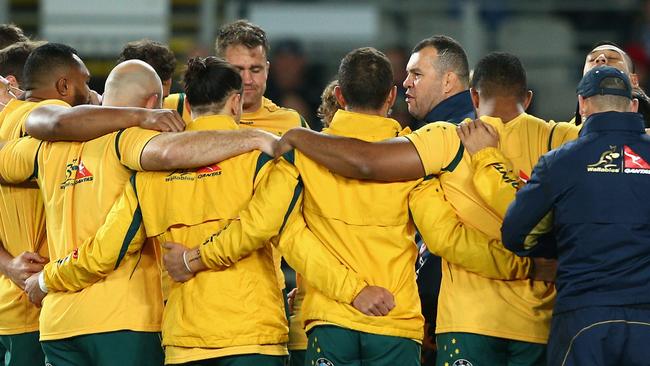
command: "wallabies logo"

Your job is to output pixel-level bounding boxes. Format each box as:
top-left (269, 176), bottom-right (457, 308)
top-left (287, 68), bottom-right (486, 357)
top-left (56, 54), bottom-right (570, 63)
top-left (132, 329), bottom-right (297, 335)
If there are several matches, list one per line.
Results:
top-left (587, 145), bottom-right (621, 173)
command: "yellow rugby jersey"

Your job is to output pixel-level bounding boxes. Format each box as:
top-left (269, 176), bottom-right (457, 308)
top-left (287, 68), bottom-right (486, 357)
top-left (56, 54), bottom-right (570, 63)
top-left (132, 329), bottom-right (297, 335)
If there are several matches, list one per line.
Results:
top-left (0, 105), bottom-right (161, 341)
top-left (165, 94), bottom-right (307, 290)
top-left (547, 120), bottom-right (581, 151)
top-left (471, 119), bottom-right (580, 218)
top-left (163, 93), bottom-right (192, 125)
top-left (405, 112), bottom-right (579, 343)
top-left (240, 97), bottom-right (308, 136)
top-left (0, 99), bottom-right (50, 335)
top-left (278, 110), bottom-right (423, 340)
top-left (409, 176), bottom-right (532, 281)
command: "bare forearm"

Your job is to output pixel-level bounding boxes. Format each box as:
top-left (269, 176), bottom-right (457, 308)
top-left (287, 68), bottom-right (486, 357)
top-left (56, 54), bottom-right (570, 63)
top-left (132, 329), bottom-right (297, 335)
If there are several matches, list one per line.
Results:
top-left (283, 128), bottom-right (425, 181)
top-left (26, 105), bottom-right (147, 142)
top-left (141, 129), bottom-right (265, 171)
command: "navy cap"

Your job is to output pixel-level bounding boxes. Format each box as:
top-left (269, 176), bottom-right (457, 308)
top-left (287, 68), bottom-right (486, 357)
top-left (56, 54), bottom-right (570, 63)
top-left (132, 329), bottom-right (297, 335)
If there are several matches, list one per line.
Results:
top-left (577, 66), bottom-right (633, 99)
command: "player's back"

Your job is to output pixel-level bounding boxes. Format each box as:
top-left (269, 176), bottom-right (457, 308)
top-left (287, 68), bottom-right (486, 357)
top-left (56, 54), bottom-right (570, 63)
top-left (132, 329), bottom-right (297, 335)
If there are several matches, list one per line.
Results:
top-left (297, 110), bottom-right (424, 341)
top-left (134, 115), bottom-right (288, 357)
top-left (406, 114), bottom-right (559, 344)
top-left (31, 121), bottom-right (161, 340)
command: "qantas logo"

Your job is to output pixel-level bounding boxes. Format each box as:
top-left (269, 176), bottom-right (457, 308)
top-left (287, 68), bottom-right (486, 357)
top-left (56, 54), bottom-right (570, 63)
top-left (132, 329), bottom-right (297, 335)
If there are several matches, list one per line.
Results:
top-left (60, 158), bottom-right (94, 189)
top-left (623, 146), bottom-right (650, 174)
top-left (196, 164), bottom-right (222, 178)
top-left (165, 164), bottom-right (222, 182)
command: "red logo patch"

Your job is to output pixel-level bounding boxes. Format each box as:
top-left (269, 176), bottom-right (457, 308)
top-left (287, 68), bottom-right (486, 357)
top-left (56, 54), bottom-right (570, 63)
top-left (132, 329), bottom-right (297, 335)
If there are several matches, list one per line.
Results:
top-left (519, 170), bottom-right (530, 184)
top-left (74, 160), bottom-right (93, 179)
top-left (196, 164), bottom-right (221, 174)
top-left (72, 248), bottom-right (79, 259)
top-left (623, 146), bottom-right (650, 169)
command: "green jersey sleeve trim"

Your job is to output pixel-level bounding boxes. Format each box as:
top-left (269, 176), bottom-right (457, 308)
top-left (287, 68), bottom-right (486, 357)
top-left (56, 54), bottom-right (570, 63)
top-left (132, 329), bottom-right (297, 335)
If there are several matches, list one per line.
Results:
top-left (115, 174), bottom-right (143, 269)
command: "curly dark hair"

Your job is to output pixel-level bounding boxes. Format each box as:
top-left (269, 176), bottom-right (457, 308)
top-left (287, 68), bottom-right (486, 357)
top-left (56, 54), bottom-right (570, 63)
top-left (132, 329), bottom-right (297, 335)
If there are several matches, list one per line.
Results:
top-left (215, 20), bottom-right (269, 58)
top-left (317, 79), bottom-right (341, 127)
top-left (117, 39), bottom-right (176, 81)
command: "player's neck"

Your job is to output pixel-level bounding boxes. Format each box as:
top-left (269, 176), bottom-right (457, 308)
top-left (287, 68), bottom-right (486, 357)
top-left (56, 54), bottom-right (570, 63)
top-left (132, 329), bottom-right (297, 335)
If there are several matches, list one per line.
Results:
top-left (23, 88), bottom-right (64, 103)
top-left (479, 97), bottom-right (525, 124)
top-left (243, 99), bottom-right (262, 114)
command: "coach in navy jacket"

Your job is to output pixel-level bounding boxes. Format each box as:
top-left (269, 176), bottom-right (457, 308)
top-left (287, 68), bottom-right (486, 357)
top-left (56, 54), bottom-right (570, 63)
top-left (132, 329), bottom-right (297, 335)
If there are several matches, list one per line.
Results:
top-left (502, 66), bottom-right (650, 366)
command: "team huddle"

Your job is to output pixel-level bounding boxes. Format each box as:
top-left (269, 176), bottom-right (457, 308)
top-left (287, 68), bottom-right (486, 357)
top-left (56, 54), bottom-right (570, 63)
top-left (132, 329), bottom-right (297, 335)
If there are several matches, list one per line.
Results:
top-left (0, 18), bottom-right (649, 366)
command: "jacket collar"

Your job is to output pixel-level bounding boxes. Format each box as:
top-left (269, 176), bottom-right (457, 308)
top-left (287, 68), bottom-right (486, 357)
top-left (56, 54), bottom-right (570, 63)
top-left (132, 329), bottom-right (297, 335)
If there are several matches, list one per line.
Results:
top-left (326, 110), bottom-right (403, 141)
top-left (423, 90), bottom-right (476, 124)
top-left (580, 112), bottom-right (645, 136)
top-left (188, 115), bottom-right (239, 131)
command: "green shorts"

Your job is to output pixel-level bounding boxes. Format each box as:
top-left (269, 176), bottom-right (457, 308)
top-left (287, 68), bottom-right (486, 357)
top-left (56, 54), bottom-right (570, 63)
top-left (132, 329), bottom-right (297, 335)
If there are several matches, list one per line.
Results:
top-left (175, 354), bottom-right (286, 366)
top-left (306, 325), bottom-right (420, 366)
top-left (289, 350), bottom-right (305, 366)
top-left (436, 332), bottom-right (546, 366)
top-left (0, 331), bottom-right (44, 366)
top-left (41, 330), bottom-right (163, 366)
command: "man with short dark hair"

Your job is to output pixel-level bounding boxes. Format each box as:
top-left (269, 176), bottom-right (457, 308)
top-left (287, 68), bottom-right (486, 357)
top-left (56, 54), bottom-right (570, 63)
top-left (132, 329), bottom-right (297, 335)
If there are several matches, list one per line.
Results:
top-left (502, 66), bottom-right (650, 366)
top-left (0, 24), bottom-right (28, 50)
top-left (166, 20), bottom-right (308, 131)
top-left (405, 35), bottom-right (472, 123)
top-left (118, 39), bottom-right (176, 97)
top-left (287, 46), bottom-right (424, 366)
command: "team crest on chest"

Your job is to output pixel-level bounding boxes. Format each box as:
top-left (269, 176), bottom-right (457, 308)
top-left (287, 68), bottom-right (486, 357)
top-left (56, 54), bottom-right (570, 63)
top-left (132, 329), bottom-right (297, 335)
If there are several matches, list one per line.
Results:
top-left (60, 158), bottom-right (94, 189)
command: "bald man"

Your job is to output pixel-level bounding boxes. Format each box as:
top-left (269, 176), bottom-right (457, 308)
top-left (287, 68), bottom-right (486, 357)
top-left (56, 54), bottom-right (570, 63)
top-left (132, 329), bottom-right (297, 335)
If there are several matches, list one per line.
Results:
top-left (0, 53), bottom-right (278, 366)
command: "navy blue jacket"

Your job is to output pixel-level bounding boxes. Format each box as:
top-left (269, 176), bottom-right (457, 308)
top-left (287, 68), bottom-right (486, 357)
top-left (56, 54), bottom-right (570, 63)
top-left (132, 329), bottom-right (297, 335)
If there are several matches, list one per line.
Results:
top-left (422, 90), bottom-right (475, 125)
top-left (502, 111), bottom-right (650, 314)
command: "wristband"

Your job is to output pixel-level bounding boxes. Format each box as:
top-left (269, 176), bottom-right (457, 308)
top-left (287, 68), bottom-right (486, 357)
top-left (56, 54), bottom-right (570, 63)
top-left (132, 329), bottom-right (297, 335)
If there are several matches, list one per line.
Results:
top-left (38, 272), bottom-right (48, 293)
top-left (182, 251), bottom-right (192, 273)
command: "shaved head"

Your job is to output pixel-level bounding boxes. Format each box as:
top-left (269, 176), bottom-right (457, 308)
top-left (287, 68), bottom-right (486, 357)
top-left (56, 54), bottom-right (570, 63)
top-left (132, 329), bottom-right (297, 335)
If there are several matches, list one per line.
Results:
top-left (102, 59), bottom-right (163, 108)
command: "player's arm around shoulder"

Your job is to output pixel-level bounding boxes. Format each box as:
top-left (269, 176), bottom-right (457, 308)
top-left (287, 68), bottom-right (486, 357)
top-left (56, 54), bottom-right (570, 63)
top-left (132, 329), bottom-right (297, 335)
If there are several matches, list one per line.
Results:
top-left (164, 152), bottom-right (300, 281)
top-left (409, 176), bottom-right (532, 281)
top-left (501, 155), bottom-right (556, 256)
top-left (457, 118), bottom-right (518, 218)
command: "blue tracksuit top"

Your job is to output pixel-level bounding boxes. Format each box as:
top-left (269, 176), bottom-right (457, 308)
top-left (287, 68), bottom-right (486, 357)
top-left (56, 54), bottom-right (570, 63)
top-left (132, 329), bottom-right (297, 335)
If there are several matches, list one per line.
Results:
top-left (502, 111), bottom-right (650, 315)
